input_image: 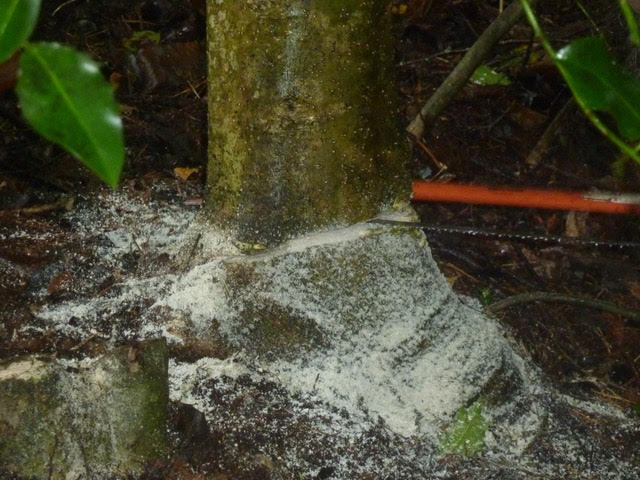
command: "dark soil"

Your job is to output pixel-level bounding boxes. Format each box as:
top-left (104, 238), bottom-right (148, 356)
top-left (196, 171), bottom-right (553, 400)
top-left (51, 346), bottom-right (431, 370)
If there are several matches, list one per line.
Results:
top-left (397, 0), bottom-right (640, 415)
top-left (1, 0), bottom-right (639, 477)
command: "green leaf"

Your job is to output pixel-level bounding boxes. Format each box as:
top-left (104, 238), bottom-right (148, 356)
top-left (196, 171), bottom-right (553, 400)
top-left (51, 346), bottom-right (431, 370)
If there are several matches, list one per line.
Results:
top-left (16, 43), bottom-right (124, 187)
top-left (480, 288), bottom-right (493, 306)
top-left (440, 399), bottom-right (490, 456)
top-left (0, 0), bottom-right (41, 63)
top-left (619, 1), bottom-right (640, 47)
top-left (470, 64), bottom-right (511, 86)
top-left (556, 36), bottom-right (640, 141)
top-left (123, 30), bottom-right (161, 52)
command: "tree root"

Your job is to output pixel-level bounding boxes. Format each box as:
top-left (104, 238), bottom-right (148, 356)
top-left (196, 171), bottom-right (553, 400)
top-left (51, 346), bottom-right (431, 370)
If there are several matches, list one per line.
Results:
top-left (488, 291), bottom-right (640, 327)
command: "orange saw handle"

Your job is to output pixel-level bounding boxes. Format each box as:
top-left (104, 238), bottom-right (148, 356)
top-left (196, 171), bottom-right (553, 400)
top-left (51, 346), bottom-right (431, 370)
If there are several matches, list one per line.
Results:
top-left (411, 181), bottom-right (640, 215)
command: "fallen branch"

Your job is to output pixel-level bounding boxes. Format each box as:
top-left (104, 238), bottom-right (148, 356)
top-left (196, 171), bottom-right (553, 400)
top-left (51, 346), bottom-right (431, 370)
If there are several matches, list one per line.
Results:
top-left (488, 291), bottom-right (640, 326)
top-left (0, 196), bottom-right (75, 217)
top-left (407, 0), bottom-right (539, 139)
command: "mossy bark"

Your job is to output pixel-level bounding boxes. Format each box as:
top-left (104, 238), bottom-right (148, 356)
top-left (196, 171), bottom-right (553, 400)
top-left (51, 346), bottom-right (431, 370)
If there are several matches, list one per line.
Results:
top-left (206, 0), bottom-right (409, 246)
top-left (0, 340), bottom-right (168, 479)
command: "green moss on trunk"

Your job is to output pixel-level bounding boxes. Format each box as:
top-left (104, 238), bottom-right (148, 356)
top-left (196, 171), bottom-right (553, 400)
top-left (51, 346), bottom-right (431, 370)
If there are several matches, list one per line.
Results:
top-left (207, 0), bottom-right (409, 245)
top-left (0, 340), bottom-right (168, 479)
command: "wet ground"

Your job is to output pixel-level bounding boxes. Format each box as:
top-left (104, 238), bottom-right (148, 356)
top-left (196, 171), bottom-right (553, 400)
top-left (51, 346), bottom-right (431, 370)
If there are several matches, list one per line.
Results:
top-left (1, 0), bottom-right (640, 478)
top-left (396, 0), bottom-right (640, 414)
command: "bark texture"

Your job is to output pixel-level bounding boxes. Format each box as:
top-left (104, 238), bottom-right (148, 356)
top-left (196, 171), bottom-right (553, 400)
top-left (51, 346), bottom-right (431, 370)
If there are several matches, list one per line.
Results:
top-left (206, 0), bottom-right (409, 245)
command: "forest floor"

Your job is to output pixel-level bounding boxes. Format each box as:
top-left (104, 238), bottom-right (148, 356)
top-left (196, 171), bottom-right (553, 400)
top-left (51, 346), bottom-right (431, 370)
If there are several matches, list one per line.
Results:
top-left (1, 0), bottom-right (640, 478)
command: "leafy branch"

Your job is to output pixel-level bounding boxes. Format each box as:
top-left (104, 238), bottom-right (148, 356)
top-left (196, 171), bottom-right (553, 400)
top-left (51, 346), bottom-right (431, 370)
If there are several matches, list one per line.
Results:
top-left (520, 0), bottom-right (640, 165)
top-left (0, 0), bottom-right (124, 187)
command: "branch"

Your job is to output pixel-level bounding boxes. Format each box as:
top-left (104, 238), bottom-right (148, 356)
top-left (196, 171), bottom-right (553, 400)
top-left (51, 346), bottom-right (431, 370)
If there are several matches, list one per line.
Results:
top-left (406, 0), bottom-right (539, 139)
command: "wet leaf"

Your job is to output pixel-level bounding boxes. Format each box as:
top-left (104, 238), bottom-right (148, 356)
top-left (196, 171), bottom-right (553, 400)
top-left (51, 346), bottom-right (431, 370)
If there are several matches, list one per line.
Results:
top-left (564, 211), bottom-right (588, 238)
top-left (507, 103), bottom-right (548, 130)
top-left (470, 65), bottom-right (511, 86)
top-left (0, 52), bottom-right (20, 93)
top-left (441, 399), bottom-right (489, 456)
top-left (480, 288), bottom-right (493, 306)
top-left (390, 3), bottom-right (408, 15)
top-left (47, 271), bottom-right (74, 295)
top-left (130, 42), bottom-right (205, 92)
top-left (0, 0), bottom-right (40, 63)
top-left (602, 313), bottom-right (626, 346)
top-left (619, 0), bottom-right (640, 46)
top-left (123, 30), bottom-right (161, 52)
top-left (16, 43), bottom-right (124, 187)
top-left (628, 281), bottom-right (640, 302)
top-left (556, 37), bottom-right (640, 141)
top-left (174, 167), bottom-right (200, 181)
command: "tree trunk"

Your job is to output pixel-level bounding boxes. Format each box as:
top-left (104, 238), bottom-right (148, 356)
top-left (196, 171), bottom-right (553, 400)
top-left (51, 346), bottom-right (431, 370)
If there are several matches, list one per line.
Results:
top-left (206, 1), bottom-right (409, 246)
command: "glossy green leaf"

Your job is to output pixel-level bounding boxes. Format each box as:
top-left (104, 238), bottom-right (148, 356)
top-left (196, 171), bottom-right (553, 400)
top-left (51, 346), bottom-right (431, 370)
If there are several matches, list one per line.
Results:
top-left (521, 0), bottom-right (640, 164)
top-left (470, 65), bottom-right (511, 86)
top-left (17, 43), bottom-right (124, 187)
top-left (0, 0), bottom-right (41, 63)
top-left (619, 1), bottom-right (640, 47)
top-left (556, 36), bottom-right (640, 141)
top-left (440, 399), bottom-right (490, 456)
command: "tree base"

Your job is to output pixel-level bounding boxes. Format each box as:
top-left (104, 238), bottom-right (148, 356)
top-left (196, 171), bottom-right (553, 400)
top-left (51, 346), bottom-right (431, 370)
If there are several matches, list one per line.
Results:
top-left (160, 211), bottom-right (544, 448)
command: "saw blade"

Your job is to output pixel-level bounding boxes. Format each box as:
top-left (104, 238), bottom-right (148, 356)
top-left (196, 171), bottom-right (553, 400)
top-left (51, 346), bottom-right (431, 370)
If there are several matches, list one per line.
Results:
top-left (368, 219), bottom-right (640, 249)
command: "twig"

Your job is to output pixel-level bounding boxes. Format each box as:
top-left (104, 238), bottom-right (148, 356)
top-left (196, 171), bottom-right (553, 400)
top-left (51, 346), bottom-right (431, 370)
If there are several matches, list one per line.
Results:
top-left (397, 48), bottom-right (469, 68)
top-left (525, 98), bottom-right (575, 168)
top-left (413, 136), bottom-right (447, 173)
top-left (52, 0), bottom-right (80, 16)
top-left (488, 292), bottom-right (640, 327)
top-left (398, 40), bottom-right (537, 68)
top-left (406, 0), bottom-right (540, 140)
top-left (0, 196), bottom-right (75, 216)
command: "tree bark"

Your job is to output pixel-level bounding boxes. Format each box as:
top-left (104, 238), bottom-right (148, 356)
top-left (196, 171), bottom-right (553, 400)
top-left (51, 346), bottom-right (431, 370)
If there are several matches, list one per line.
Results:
top-left (206, 1), bottom-right (409, 246)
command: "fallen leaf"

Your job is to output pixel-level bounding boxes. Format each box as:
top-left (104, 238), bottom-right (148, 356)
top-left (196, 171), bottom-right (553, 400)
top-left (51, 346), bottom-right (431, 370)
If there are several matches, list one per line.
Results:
top-left (627, 281), bottom-right (640, 301)
top-left (565, 211), bottom-right (588, 238)
top-left (128, 42), bottom-right (205, 92)
top-left (183, 197), bottom-right (204, 206)
top-left (602, 312), bottom-right (626, 346)
top-left (47, 271), bottom-right (74, 295)
top-left (174, 167), bottom-right (200, 181)
top-left (507, 103), bottom-right (548, 130)
top-left (520, 246), bottom-right (559, 280)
